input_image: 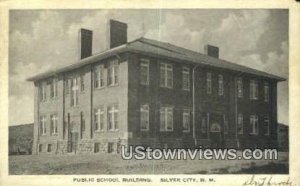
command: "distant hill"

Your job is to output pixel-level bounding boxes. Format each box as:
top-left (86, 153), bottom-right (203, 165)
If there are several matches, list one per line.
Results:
top-left (9, 123), bottom-right (34, 155)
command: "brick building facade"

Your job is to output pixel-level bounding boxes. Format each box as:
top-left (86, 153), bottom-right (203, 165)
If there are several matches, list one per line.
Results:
top-left (28, 20), bottom-right (285, 154)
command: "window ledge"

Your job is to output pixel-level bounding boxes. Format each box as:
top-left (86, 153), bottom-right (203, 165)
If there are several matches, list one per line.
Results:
top-left (249, 133), bottom-right (259, 135)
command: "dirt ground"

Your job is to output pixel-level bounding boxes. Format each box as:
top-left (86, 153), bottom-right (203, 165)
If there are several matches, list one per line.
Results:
top-left (9, 151), bottom-right (288, 175)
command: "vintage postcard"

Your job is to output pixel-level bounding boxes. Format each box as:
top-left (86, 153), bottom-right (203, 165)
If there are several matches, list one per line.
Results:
top-left (0, 0), bottom-right (299, 186)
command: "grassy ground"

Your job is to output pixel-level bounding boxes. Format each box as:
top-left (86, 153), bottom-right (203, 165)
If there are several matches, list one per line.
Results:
top-left (9, 152), bottom-right (288, 175)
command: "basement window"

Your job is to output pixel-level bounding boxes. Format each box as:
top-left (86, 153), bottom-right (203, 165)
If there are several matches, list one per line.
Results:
top-left (107, 142), bottom-right (114, 153)
top-left (94, 143), bottom-right (100, 153)
top-left (47, 144), bottom-right (52, 152)
top-left (38, 144), bottom-right (43, 152)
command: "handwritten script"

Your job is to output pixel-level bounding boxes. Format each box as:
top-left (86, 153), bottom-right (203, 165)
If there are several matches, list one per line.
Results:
top-left (242, 175), bottom-right (293, 186)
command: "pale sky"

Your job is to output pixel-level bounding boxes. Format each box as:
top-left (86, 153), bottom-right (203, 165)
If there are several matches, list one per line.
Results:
top-left (9, 9), bottom-right (288, 125)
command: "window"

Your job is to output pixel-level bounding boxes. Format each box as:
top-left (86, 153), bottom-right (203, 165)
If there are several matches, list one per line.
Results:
top-left (38, 144), bottom-right (43, 152)
top-left (47, 144), bottom-right (52, 152)
top-left (264, 116), bottom-right (270, 136)
top-left (237, 78), bottom-right (243, 98)
top-left (108, 59), bottom-right (119, 86)
top-left (182, 109), bottom-right (190, 132)
top-left (94, 143), bottom-right (100, 153)
top-left (94, 107), bottom-right (104, 131)
top-left (40, 83), bottom-right (47, 101)
top-left (250, 80), bottom-right (258, 100)
top-left (182, 67), bottom-right (190, 91)
top-left (50, 114), bottom-right (58, 135)
top-left (108, 105), bottom-right (119, 130)
top-left (223, 114), bottom-right (228, 134)
top-left (250, 115), bottom-right (259, 135)
top-left (218, 74), bottom-right (224, 96)
top-left (80, 112), bottom-right (85, 138)
top-left (70, 77), bottom-right (79, 106)
top-left (140, 58), bottom-right (149, 85)
top-left (201, 117), bottom-right (207, 133)
top-left (237, 113), bottom-right (243, 134)
top-left (107, 142), bottom-right (114, 153)
top-left (40, 116), bottom-right (47, 135)
top-left (65, 79), bottom-right (70, 95)
top-left (160, 107), bottom-right (173, 131)
top-left (50, 79), bottom-right (58, 98)
top-left (94, 65), bottom-right (105, 88)
top-left (264, 82), bottom-right (269, 102)
top-left (207, 72), bottom-right (212, 94)
top-left (80, 75), bottom-right (85, 91)
top-left (140, 104), bottom-right (149, 131)
top-left (160, 63), bottom-right (173, 88)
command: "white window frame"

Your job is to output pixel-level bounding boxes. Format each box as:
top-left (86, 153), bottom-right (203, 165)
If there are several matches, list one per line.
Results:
top-left (264, 116), bottom-right (270, 136)
top-left (140, 104), bottom-right (149, 131)
top-left (182, 109), bottom-right (190, 132)
top-left (95, 107), bottom-right (105, 131)
top-left (223, 114), bottom-right (228, 134)
top-left (160, 107), bottom-right (173, 131)
top-left (182, 67), bottom-right (190, 91)
top-left (160, 63), bottom-right (173, 88)
top-left (237, 78), bottom-right (243, 98)
top-left (50, 114), bottom-right (58, 135)
top-left (250, 115), bottom-right (259, 135)
top-left (41, 82), bottom-right (47, 101)
top-left (108, 59), bottom-right (119, 86)
top-left (50, 79), bottom-right (58, 98)
top-left (207, 72), bottom-right (212, 94)
top-left (140, 58), bottom-right (150, 85)
top-left (94, 65), bottom-right (105, 89)
top-left (250, 80), bottom-right (258, 100)
top-left (40, 116), bottom-right (47, 135)
top-left (80, 74), bottom-right (85, 92)
top-left (71, 77), bottom-right (79, 107)
top-left (237, 113), bottom-right (243, 134)
top-left (264, 82), bottom-right (269, 102)
top-left (108, 105), bottom-right (119, 131)
top-left (218, 74), bottom-right (224, 96)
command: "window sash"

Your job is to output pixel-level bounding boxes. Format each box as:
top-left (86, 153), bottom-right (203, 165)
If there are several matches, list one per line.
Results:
top-left (207, 73), bottom-right (212, 94)
top-left (237, 78), bottom-right (243, 98)
top-left (140, 105), bottom-right (149, 131)
top-left (218, 75), bottom-right (224, 96)
top-left (108, 60), bottom-right (119, 86)
top-left (264, 117), bottom-right (270, 135)
top-left (80, 75), bottom-right (84, 91)
top-left (264, 84), bottom-right (269, 102)
top-left (182, 67), bottom-right (190, 90)
top-left (250, 115), bottom-right (259, 134)
top-left (50, 115), bottom-right (58, 135)
top-left (160, 63), bottom-right (173, 88)
top-left (40, 116), bottom-right (47, 135)
top-left (160, 107), bottom-right (173, 131)
top-left (94, 67), bottom-right (104, 88)
top-left (140, 59), bottom-right (149, 85)
top-left (182, 110), bottom-right (190, 132)
top-left (107, 105), bottom-right (119, 130)
top-left (250, 80), bottom-right (258, 100)
top-left (95, 108), bottom-right (104, 131)
top-left (237, 114), bottom-right (243, 134)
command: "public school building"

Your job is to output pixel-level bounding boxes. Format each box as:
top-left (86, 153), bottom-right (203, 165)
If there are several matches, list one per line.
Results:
top-left (28, 20), bottom-right (285, 154)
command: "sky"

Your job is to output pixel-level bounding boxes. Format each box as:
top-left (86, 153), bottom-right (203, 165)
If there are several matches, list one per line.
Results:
top-left (9, 9), bottom-right (288, 125)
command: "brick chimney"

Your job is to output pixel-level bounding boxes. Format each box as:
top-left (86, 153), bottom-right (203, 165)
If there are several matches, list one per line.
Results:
top-left (79, 28), bottom-right (93, 59)
top-left (204, 45), bottom-right (219, 58)
top-left (108, 19), bottom-right (127, 48)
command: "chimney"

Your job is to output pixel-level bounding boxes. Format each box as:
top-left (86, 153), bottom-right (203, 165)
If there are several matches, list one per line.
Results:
top-left (79, 28), bottom-right (93, 59)
top-left (109, 19), bottom-right (128, 48)
top-left (204, 45), bottom-right (219, 58)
